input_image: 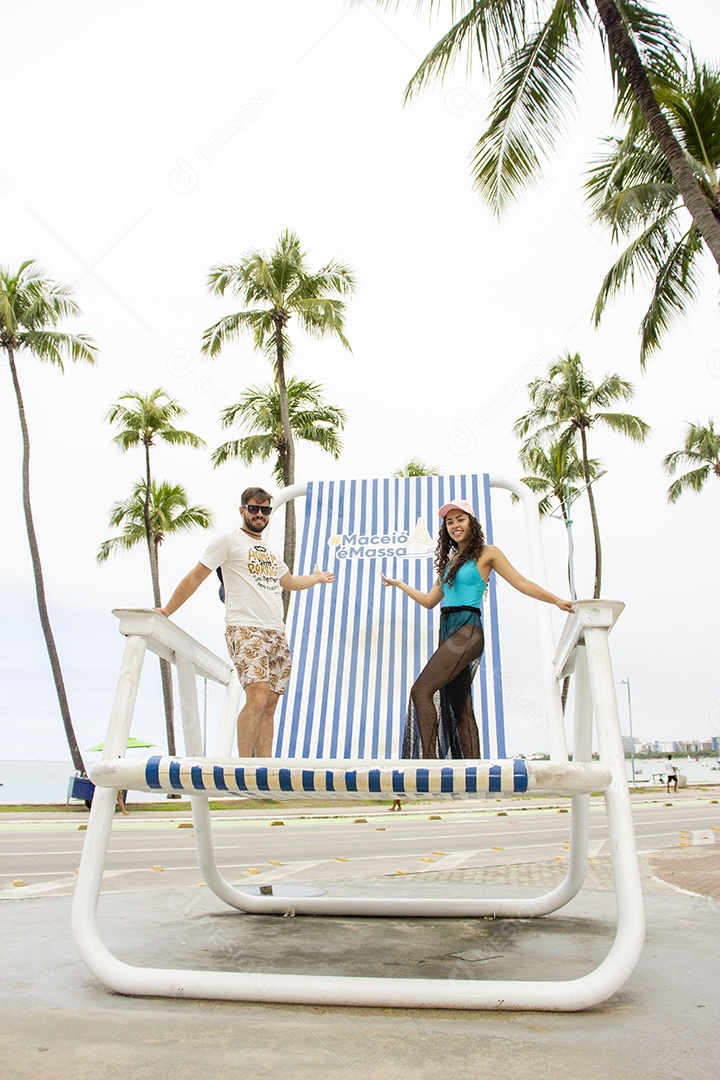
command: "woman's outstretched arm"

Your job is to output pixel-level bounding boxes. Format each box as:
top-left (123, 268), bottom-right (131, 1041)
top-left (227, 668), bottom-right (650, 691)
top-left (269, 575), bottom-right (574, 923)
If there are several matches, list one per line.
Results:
top-left (381, 573), bottom-right (444, 609)
top-left (482, 547), bottom-right (574, 612)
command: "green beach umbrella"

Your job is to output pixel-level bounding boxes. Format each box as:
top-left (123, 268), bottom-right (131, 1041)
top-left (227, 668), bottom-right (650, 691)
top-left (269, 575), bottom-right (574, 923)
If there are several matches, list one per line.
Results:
top-left (86, 737), bottom-right (156, 752)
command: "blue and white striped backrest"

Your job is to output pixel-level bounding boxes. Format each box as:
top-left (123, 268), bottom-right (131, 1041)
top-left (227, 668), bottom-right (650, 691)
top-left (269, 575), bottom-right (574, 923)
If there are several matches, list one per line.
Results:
top-left (275, 475), bottom-right (506, 760)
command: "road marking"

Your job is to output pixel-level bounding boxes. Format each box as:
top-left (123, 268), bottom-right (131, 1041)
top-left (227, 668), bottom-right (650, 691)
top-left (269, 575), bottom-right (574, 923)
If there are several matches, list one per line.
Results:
top-left (417, 850), bottom-right (479, 872)
top-left (0, 869), bottom-right (127, 900)
top-left (691, 830), bottom-right (716, 845)
top-left (240, 861), bottom-right (324, 883)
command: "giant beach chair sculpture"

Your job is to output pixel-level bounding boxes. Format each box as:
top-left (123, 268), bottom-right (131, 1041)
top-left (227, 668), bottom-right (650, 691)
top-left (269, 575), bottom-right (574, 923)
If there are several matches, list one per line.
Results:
top-left (72, 474), bottom-right (644, 1011)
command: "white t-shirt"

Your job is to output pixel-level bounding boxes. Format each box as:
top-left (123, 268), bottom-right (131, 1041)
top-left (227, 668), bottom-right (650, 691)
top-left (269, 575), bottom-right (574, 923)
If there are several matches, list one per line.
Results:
top-left (200, 529), bottom-right (289, 630)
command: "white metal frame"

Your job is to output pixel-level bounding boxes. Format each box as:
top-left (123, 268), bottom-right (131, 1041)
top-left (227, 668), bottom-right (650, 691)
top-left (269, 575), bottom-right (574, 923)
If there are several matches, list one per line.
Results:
top-left (72, 476), bottom-right (645, 1011)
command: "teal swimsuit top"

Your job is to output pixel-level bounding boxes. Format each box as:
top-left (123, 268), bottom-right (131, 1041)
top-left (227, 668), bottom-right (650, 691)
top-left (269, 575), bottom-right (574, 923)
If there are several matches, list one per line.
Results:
top-left (441, 559), bottom-right (487, 608)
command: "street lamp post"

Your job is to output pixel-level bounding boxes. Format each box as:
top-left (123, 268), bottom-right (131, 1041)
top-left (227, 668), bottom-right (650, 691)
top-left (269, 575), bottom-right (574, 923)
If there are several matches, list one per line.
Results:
top-left (203, 677), bottom-right (208, 755)
top-left (620, 677), bottom-right (635, 784)
top-left (563, 482), bottom-right (576, 601)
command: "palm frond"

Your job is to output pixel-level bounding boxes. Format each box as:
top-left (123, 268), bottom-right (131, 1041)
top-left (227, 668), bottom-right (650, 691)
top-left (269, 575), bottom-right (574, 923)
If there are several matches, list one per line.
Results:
top-left (586, 136), bottom-right (676, 236)
top-left (96, 532), bottom-right (145, 564)
top-left (591, 208), bottom-right (682, 322)
top-left (470, 6), bottom-right (586, 212)
top-left (665, 466), bottom-right (710, 503)
top-left (638, 226), bottom-right (704, 363)
top-left (17, 330), bottom-right (98, 369)
top-left (293, 297), bottom-right (351, 349)
top-left (200, 309), bottom-right (270, 356)
top-left (585, 373), bottom-right (635, 407)
top-left (291, 261), bottom-right (356, 299)
top-left (592, 411), bottom-right (651, 441)
top-left (401, 0), bottom-right (529, 101)
top-left (662, 447), bottom-right (701, 476)
top-left (675, 58), bottom-right (720, 173)
top-left (663, 421), bottom-right (720, 501)
top-left (587, 49), bottom-right (718, 362)
top-left (211, 435), bottom-right (277, 467)
top-left (156, 427), bottom-right (206, 449)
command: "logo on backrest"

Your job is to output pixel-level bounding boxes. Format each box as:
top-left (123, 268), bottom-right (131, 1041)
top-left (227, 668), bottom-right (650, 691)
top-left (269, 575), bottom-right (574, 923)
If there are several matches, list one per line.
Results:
top-left (328, 518), bottom-right (435, 561)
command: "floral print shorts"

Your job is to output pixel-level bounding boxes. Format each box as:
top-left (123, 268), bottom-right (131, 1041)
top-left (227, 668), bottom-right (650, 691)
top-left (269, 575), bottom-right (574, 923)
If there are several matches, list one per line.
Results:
top-left (225, 626), bottom-right (292, 694)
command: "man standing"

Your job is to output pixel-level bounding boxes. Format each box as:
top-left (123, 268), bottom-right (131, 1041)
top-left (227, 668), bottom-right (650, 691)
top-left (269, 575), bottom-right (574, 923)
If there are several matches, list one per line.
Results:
top-left (665, 754), bottom-right (678, 793)
top-left (157, 486), bottom-right (334, 756)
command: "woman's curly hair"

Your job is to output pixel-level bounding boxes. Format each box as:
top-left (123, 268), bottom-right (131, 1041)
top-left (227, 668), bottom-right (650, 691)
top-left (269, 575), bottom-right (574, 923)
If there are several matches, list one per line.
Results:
top-left (435, 515), bottom-right (486, 586)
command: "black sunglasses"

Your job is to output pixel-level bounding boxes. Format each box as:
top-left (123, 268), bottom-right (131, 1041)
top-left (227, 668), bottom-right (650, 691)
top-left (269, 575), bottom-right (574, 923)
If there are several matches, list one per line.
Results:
top-left (245, 504), bottom-right (273, 516)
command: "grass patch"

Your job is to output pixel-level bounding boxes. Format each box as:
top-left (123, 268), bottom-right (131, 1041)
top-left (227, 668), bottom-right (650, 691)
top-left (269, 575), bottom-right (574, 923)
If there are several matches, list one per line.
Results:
top-left (0, 797), bottom-right (370, 814)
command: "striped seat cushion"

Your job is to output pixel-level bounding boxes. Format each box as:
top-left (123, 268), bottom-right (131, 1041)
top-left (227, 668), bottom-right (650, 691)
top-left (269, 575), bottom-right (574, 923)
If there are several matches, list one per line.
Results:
top-left (90, 756), bottom-right (611, 799)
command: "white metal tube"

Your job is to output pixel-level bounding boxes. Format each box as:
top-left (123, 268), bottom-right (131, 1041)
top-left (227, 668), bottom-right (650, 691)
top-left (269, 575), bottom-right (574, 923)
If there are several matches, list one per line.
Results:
top-left (176, 653), bottom-right (202, 756)
top-left (213, 670), bottom-right (242, 756)
top-left (488, 475), bottom-right (567, 760)
top-left (530, 644), bottom-right (595, 914)
top-left (65, 935), bottom-right (642, 1011)
top-left (71, 635), bottom-right (147, 969)
top-left (583, 624), bottom-right (645, 968)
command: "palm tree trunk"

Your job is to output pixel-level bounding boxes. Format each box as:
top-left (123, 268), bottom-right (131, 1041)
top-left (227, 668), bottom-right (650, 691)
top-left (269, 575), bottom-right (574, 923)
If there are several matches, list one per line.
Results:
top-left (7, 348), bottom-right (85, 774)
top-left (274, 319), bottom-right (297, 588)
top-left (594, 0), bottom-right (720, 267)
top-left (144, 448), bottom-right (176, 756)
top-left (579, 428), bottom-right (602, 598)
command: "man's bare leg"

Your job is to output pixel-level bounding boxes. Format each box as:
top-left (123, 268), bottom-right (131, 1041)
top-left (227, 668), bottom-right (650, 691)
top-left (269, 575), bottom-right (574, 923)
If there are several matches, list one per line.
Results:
top-left (237, 682), bottom-right (279, 756)
top-left (254, 693), bottom-right (279, 756)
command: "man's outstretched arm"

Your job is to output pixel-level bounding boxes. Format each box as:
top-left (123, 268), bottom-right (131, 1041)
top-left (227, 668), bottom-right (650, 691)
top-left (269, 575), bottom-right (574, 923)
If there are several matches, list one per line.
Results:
top-left (279, 564), bottom-right (335, 592)
top-left (156, 563), bottom-right (212, 617)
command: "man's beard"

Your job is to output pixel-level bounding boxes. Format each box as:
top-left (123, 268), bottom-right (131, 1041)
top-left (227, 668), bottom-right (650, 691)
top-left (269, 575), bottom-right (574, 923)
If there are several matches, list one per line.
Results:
top-left (243, 516), bottom-right (266, 535)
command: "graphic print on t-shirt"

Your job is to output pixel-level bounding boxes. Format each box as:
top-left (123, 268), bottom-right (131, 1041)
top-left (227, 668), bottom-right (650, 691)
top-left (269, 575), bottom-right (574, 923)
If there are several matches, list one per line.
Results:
top-left (248, 545), bottom-right (280, 591)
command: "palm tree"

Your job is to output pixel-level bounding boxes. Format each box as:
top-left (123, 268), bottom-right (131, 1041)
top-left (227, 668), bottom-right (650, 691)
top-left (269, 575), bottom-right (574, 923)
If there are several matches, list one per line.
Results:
top-left (212, 377), bottom-right (346, 619)
top-left (1, 260), bottom-right (98, 774)
top-left (586, 55), bottom-right (720, 365)
top-left (514, 353), bottom-right (650, 597)
top-left (97, 479), bottom-right (212, 756)
top-left (212, 377), bottom-right (347, 481)
top-left (517, 441), bottom-right (600, 598)
top-left (518, 440), bottom-right (597, 710)
top-left (201, 230), bottom-right (355, 571)
top-left (106, 388), bottom-right (205, 755)
top-left (374, 1), bottom-right (720, 267)
top-left (663, 420), bottom-right (720, 502)
top-left (98, 479), bottom-right (212, 564)
top-left (393, 458), bottom-right (441, 477)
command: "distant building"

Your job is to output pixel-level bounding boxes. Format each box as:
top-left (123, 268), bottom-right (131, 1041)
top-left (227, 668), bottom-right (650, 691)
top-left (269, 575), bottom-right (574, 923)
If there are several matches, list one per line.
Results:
top-left (622, 736), bottom-right (638, 756)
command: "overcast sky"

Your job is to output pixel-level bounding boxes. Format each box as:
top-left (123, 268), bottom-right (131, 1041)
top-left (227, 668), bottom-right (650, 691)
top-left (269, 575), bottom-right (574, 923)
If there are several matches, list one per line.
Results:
top-left (1, 0), bottom-right (718, 765)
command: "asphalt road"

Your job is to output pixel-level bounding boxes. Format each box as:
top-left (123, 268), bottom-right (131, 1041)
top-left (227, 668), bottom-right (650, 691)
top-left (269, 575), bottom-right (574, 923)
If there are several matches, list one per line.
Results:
top-left (2, 796), bottom-right (718, 899)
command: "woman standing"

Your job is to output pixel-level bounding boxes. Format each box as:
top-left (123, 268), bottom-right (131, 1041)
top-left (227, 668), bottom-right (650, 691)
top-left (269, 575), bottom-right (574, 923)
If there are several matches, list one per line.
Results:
top-left (381, 499), bottom-right (573, 759)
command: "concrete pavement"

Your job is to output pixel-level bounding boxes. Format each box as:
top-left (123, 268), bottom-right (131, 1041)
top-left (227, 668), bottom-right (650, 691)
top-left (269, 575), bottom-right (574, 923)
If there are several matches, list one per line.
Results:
top-left (1, 787), bottom-right (719, 1080)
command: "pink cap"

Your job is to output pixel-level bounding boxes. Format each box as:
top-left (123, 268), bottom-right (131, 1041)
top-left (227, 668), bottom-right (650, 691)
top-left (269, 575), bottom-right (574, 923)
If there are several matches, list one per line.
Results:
top-left (438, 498), bottom-right (476, 520)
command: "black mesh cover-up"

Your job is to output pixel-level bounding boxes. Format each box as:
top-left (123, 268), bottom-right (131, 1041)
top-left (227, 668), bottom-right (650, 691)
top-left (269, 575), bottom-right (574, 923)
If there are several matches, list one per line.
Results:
top-left (402, 605), bottom-right (484, 759)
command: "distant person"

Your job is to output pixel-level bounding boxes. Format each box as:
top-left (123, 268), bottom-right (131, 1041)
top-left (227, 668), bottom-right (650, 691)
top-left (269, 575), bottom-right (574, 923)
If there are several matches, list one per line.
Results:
top-left (116, 789), bottom-right (130, 815)
top-left (665, 755), bottom-right (678, 793)
top-left (157, 486), bottom-right (335, 757)
top-left (390, 798), bottom-right (403, 812)
top-left (382, 498), bottom-right (573, 759)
